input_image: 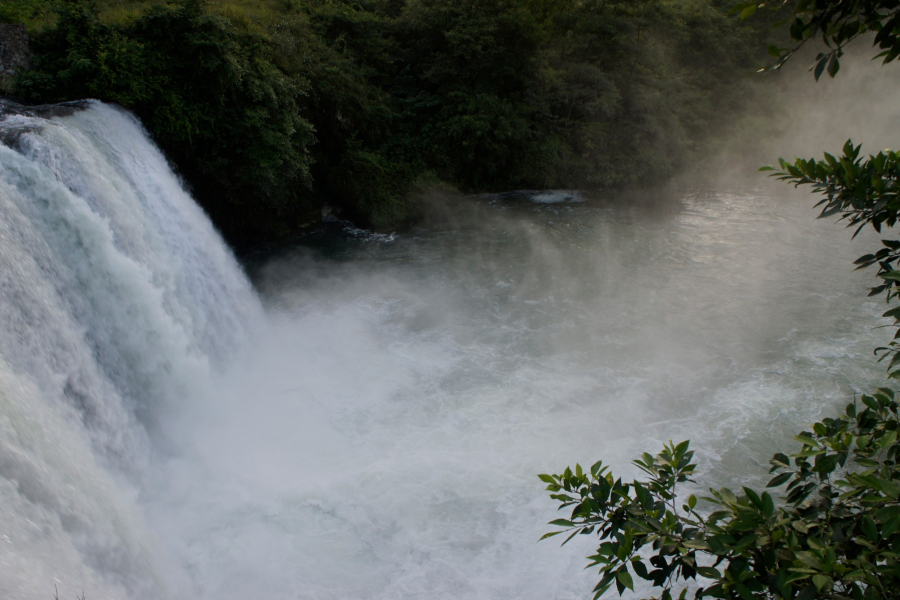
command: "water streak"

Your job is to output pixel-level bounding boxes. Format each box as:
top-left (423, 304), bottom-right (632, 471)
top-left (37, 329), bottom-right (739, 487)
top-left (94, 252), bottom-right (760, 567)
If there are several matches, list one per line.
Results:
top-left (0, 101), bottom-right (259, 599)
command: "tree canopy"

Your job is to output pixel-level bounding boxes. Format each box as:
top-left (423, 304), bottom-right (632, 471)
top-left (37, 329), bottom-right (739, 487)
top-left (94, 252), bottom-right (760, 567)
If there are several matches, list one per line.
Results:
top-left (5, 0), bottom-right (785, 241)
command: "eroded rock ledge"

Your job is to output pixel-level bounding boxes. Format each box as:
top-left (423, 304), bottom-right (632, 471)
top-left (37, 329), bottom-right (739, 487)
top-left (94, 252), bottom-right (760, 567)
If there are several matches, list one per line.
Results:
top-left (0, 24), bottom-right (31, 84)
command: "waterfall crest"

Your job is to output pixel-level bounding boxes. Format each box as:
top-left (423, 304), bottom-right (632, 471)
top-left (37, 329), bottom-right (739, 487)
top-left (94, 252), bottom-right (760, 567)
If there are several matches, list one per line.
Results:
top-left (0, 100), bottom-right (260, 599)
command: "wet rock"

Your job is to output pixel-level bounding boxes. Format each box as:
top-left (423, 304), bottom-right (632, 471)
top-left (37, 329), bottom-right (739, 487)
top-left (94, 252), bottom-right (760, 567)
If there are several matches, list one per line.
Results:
top-left (0, 99), bottom-right (90, 147)
top-left (0, 98), bottom-right (90, 118)
top-left (0, 24), bottom-right (32, 83)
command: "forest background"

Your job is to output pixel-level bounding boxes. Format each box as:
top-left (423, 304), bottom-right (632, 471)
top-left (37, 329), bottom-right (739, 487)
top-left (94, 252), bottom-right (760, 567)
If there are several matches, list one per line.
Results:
top-left (1, 0), bottom-right (787, 243)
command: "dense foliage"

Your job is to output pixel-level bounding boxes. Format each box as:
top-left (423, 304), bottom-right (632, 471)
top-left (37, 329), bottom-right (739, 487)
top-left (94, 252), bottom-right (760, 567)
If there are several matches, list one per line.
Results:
top-left (542, 1), bottom-right (900, 599)
top-left (3, 0), bottom-right (784, 241)
top-left (11, 0), bottom-right (316, 239)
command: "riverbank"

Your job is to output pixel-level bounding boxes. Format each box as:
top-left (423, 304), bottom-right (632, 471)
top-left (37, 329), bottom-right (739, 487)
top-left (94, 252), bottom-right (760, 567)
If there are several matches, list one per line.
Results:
top-left (1, 0), bottom-right (789, 244)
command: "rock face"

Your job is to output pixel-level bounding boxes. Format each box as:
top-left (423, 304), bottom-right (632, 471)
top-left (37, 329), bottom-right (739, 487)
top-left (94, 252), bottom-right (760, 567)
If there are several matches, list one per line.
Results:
top-left (0, 98), bottom-right (89, 118)
top-left (0, 24), bottom-right (31, 83)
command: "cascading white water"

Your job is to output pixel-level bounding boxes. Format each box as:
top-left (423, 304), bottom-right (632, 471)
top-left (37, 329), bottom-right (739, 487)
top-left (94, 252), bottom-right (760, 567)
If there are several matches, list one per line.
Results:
top-left (151, 188), bottom-right (888, 600)
top-left (0, 100), bottom-right (260, 600)
top-left (0, 98), bottom-right (894, 600)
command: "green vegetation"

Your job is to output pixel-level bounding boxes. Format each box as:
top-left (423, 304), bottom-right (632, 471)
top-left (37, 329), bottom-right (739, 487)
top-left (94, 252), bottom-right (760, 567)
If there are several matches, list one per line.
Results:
top-left (541, 1), bottom-right (900, 598)
top-left (10, 0), bottom-right (317, 240)
top-left (3, 0), bottom-right (784, 241)
top-left (769, 142), bottom-right (900, 380)
top-left (541, 397), bottom-right (900, 599)
top-left (734, 0), bottom-right (900, 78)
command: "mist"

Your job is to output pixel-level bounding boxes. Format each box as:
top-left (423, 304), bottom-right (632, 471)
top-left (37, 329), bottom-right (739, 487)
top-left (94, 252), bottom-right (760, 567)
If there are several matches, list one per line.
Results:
top-left (3, 30), bottom-right (900, 600)
top-left (130, 182), bottom-right (889, 599)
top-left (139, 48), bottom-right (900, 593)
top-left (698, 38), bottom-right (900, 187)
top-left (140, 51), bottom-right (900, 594)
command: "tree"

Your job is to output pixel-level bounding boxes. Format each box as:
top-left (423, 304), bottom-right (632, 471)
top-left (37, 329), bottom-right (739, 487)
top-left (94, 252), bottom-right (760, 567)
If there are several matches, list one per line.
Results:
top-left (15, 0), bottom-right (317, 241)
top-left (541, 1), bottom-right (900, 598)
top-left (732, 0), bottom-right (900, 79)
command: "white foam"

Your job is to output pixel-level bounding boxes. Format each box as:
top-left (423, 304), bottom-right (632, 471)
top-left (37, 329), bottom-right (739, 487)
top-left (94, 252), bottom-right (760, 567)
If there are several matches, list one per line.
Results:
top-left (0, 101), bottom-right (891, 600)
top-left (0, 101), bottom-right (260, 599)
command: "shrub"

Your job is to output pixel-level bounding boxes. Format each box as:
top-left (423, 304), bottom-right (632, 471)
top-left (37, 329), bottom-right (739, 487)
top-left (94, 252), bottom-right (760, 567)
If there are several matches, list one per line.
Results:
top-left (542, 392), bottom-right (900, 599)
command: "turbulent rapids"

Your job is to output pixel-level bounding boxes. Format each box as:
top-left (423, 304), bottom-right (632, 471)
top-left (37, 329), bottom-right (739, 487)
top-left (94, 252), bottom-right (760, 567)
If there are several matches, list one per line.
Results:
top-left (0, 101), bottom-right (892, 600)
top-left (0, 101), bottom-right (259, 599)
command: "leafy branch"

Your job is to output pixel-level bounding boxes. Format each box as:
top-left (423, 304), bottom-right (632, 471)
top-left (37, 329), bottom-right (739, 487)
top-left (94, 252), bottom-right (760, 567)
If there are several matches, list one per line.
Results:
top-left (732, 0), bottom-right (900, 79)
top-left (764, 141), bottom-right (900, 376)
top-left (541, 390), bottom-right (900, 599)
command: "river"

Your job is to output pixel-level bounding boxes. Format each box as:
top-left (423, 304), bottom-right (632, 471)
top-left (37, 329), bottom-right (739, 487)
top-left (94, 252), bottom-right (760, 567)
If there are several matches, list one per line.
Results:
top-left (0, 100), bottom-right (892, 600)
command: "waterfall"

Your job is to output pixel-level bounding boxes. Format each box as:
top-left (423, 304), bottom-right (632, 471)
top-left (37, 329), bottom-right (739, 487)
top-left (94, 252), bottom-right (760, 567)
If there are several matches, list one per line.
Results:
top-left (0, 98), bottom-right (892, 600)
top-left (0, 100), bottom-right (261, 600)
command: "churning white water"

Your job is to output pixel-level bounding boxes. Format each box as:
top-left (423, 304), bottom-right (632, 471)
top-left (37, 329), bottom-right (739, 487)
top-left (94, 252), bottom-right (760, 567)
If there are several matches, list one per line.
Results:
top-left (0, 101), bottom-right (892, 600)
top-left (0, 101), bottom-right (259, 599)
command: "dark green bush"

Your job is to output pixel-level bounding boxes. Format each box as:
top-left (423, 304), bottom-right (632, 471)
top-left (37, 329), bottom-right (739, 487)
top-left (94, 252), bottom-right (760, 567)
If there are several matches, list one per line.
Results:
top-left (16, 0), bottom-right (316, 241)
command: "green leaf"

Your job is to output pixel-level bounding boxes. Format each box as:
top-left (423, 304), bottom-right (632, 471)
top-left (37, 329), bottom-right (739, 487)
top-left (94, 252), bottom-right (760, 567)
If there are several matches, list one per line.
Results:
top-left (862, 514), bottom-right (878, 542)
top-left (548, 519), bottom-right (574, 527)
top-left (743, 487), bottom-right (763, 510)
top-left (827, 54), bottom-right (840, 77)
top-left (843, 139), bottom-right (855, 158)
top-left (796, 550), bottom-right (823, 569)
top-left (732, 582), bottom-right (755, 600)
top-left (877, 477), bottom-right (900, 499)
top-left (767, 472), bottom-right (792, 487)
top-left (696, 566), bottom-right (721, 579)
top-left (732, 533), bottom-right (759, 553)
top-left (771, 453), bottom-right (791, 468)
top-left (794, 434), bottom-right (820, 447)
top-left (762, 492), bottom-right (775, 517)
top-left (876, 506), bottom-right (900, 522)
top-left (792, 448), bottom-right (826, 458)
top-left (631, 558), bottom-right (649, 580)
top-left (719, 488), bottom-right (738, 505)
top-left (616, 569), bottom-right (634, 592)
top-left (813, 574), bottom-right (832, 591)
top-left (813, 453), bottom-right (839, 474)
top-left (814, 56), bottom-right (828, 80)
top-left (883, 515), bottom-right (900, 538)
top-left (739, 4), bottom-right (757, 21)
